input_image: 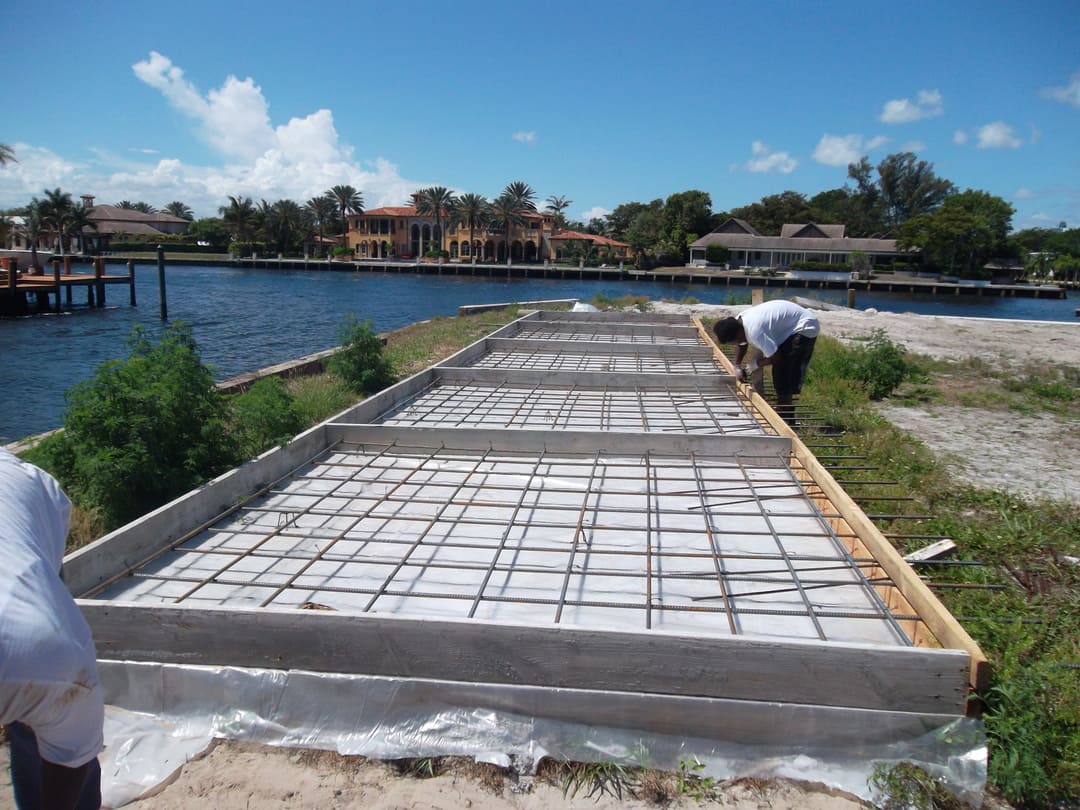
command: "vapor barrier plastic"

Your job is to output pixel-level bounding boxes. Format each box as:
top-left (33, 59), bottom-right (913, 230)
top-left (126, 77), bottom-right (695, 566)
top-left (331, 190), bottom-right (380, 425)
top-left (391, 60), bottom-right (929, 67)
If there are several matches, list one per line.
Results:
top-left (97, 661), bottom-right (986, 808)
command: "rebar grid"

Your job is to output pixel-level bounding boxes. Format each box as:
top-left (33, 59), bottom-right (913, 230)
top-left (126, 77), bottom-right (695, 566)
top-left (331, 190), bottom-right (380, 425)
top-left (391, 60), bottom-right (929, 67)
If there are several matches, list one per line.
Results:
top-left (96, 440), bottom-right (912, 645)
top-left (377, 379), bottom-right (767, 435)
top-left (470, 347), bottom-right (721, 374)
top-left (510, 325), bottom-right (704, 345)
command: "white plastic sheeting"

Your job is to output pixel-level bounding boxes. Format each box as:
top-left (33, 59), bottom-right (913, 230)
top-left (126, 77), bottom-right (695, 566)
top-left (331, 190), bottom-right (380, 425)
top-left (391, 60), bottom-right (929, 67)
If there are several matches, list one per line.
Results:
top-left (97, 661), bottom-right (986, 808)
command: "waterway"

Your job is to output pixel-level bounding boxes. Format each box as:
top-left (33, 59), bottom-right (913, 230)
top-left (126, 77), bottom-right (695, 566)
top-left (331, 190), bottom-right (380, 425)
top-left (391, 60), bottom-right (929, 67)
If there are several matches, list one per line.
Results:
top-left (1, 264), bottom-right (1075, 442)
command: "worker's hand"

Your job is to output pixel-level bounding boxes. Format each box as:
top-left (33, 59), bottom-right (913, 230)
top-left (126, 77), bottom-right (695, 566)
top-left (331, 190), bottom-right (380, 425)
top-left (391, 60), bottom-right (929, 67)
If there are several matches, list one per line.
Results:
top-left (735, 366), bottom-right (747, 382)
top-left (745, 357), bottom-right (760, 374)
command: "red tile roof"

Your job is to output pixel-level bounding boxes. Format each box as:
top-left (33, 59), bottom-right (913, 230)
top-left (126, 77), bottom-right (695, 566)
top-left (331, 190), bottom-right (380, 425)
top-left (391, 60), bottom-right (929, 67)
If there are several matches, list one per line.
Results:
top-left (551, 229), bottom-right (630, 248)
top-left (360, 206), bottom-right (418, 216)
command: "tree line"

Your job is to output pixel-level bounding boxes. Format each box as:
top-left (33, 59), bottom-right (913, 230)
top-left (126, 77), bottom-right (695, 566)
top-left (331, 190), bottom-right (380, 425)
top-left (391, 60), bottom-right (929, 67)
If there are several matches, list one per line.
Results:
top-left (2, 141), bottom-right (1076, 278)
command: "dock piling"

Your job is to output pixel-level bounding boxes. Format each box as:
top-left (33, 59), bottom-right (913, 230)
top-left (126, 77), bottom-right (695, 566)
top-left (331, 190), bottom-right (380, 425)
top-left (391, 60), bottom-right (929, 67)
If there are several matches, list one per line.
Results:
top-left (53, 259), bottom-right (62, 312)
top-left (157, 245), bottom-right (168, 320)
top-left (128, 260), bottom-right (137, 306)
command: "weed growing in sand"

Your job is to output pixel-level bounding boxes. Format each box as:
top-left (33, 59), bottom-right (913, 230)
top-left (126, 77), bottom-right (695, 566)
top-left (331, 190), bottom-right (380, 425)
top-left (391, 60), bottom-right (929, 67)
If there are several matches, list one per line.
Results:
top-left (676, 757), bottom-right (720, 802)
top-left (869, 762), bottom-right (963, 810)
top-left (538, 758), bottom-right (641, 801)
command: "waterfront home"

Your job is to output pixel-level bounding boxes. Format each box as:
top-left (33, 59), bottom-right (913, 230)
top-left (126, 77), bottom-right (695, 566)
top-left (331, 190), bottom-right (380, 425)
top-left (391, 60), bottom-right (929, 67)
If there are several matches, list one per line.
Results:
top-left (689, 218), bottom-right (905, 269)
top-left (349, 205), bottom-right (631, 263)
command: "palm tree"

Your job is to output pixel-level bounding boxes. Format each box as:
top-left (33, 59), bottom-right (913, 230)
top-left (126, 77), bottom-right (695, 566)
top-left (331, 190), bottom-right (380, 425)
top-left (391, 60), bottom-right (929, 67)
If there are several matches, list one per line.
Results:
top-left (266, 199), bottom-right (307, 255)
top-left (63, 203), bottom-right (96, 255)
top-left (329, 185), bottom-right (363, 247)
top-left (545, 195), bottom-right (572, 229)
top-left (452, 193), bottom-right (491, 262)
top-left (219, 196), bottom-right (256, 246)
top-left (116, 200), bottom-right (135, 209)
top-left (489, 193), bottom-right (527, 264)
top-left (304, 194), bottom-right (337, 256)
top-left (20, 201), bottom-right (46, 270)
top-left (0, 143), bottom-right (16, 165)
top-left (41, 188), bottom-right (74, 254)
top-left (414, 186), bottom-right (457, 255)
top-left (502, 181), bottom-right (537, 212)
top-left (132, 202), bottom-right (157, 214)
top-left (164, 201), bottom-right (194, 220)
top-left (252, 199), bottom-right (274, 253)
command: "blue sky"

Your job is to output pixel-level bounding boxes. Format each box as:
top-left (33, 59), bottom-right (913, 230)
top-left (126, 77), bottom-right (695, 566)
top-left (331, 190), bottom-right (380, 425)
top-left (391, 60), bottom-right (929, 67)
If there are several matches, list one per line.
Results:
top-left (2, 0), bottom-right (1078, 231)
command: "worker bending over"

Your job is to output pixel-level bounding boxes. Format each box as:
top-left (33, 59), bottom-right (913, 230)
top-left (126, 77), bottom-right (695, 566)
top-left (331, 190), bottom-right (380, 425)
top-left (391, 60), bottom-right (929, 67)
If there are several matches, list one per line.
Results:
top-left (1, 447), bottom-right (103, 810)
top-left (712, 299), bottom-right (820, 427)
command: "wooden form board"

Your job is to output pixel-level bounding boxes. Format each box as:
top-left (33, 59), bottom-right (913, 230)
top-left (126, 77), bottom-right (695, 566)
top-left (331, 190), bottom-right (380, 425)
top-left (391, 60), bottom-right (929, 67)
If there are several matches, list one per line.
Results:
top-left (691, 316), bottom-right (989, 694)
top-left (81, 602), bottom-right (970, 716)
top-left (98, 661), bottom-right (961, 750)
top-left (322, 424), bottom-right (791, 463)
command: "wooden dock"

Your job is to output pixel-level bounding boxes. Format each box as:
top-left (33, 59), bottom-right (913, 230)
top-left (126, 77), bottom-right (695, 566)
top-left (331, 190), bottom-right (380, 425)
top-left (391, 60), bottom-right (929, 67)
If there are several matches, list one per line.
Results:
top-left (0, 257), bottom-right (137, 315)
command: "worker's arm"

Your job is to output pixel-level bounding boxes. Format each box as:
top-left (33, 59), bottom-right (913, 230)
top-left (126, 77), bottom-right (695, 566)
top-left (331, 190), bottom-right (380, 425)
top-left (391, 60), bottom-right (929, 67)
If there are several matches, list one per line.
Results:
top-left (734, 342), bottom-right (748, 365)
top-left (41, 760), bottom-right (91, 810)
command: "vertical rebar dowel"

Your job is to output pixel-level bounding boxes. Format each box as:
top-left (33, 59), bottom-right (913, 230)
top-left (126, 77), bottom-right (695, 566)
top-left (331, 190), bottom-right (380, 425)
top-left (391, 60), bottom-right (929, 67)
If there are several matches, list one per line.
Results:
top-left (157, 245), bottom-right (167, 320)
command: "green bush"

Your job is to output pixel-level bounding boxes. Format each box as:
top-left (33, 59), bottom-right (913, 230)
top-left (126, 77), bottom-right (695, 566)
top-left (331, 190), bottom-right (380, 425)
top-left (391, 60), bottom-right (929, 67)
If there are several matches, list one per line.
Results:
top-left (230, 377), bottom-right (305, 460)
top-left (704, 245), bottom-right (729, 264)
top-left (39, 323), bottom-right (238, 528)
top-left (809, 329), bottom-right (915, 400)
top-left (327, 315), bottom-right (395, 394)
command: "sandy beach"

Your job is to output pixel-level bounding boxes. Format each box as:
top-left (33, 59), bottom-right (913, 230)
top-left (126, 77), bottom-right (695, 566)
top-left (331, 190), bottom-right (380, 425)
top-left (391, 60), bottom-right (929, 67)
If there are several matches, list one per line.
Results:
top-left (2, 303), bottom-right (1075, 809)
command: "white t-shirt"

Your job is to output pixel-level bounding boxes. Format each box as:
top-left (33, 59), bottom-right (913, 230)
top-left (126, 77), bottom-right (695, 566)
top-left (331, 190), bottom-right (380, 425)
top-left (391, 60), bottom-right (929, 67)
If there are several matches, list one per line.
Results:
top-left (0, 448), bottom-right (104, 768)
top-left (738, 300), bottom-right (820, 358)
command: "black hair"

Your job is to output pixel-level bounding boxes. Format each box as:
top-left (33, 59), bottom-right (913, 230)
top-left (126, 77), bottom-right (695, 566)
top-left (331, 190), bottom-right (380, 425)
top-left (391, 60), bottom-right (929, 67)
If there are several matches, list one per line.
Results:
top-left (712, 317), bottom-right (743, 344)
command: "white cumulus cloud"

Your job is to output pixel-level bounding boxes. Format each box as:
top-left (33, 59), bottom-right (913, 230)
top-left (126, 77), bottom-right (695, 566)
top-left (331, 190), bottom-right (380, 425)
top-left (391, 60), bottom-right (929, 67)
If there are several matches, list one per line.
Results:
top-left (953, 130), bottom-right (968, 145)
top-left (744, 141), bottom-right (797, 174)
top-left (976, 121), bottom-right (1022, 149)
top-left (0, 53), bottom-right (428, 217)
top-left (512, 131), bottom-right (537, 145)
top-left (578, 206), bottom-right (610, 224)
top-left (1040, 70), bottom-right (1080, 108)
top-left (879, 88), bottom-right (945, 124)
top-left (812, 134), bottom-right (889, 167)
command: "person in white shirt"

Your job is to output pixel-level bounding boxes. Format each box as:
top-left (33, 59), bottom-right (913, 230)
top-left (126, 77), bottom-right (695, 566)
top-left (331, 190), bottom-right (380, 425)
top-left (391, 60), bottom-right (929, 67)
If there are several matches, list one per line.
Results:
top-left (712, 299), bottom-right (820, 427)
top-left (1, 448), bottom-right (103, 810)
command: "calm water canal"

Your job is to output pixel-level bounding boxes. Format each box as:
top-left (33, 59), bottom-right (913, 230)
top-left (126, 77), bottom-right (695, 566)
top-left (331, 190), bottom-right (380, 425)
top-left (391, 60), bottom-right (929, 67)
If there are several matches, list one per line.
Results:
top-left (1, 264), bottom-right (1075, 442)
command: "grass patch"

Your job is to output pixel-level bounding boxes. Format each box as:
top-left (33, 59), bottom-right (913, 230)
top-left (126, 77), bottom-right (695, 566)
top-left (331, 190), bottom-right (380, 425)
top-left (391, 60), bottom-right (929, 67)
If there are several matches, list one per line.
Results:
top-left (589, 293), bottom-right (650, 311)
top-left (798, 336), bottom-right (1080, 808)
top-left (907, 356), bottom-right (1080, 419)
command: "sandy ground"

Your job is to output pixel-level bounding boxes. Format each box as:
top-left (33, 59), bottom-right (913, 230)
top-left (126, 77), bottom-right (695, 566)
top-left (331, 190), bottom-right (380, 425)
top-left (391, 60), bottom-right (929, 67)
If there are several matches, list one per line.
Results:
top-left (4, 302), bottom-right (1075, 809)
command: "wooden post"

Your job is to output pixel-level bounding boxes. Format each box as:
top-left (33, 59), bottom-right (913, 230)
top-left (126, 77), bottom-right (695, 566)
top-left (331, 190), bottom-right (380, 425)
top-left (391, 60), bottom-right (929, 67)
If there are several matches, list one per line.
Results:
top-left (94, 257), bottom-right (106, 307)
top-left (157, 245), bottom-right (168, 320)
top-left (751, 288), bottom-right (764, 305)
top-left (128, 260), bottom-right (137, 305)
top-left (53, 258), bottom-right (62, 312)
top-left (847, 288), bottom-right (856, 308)
top-left (5, 257), bottom-right (14, 292)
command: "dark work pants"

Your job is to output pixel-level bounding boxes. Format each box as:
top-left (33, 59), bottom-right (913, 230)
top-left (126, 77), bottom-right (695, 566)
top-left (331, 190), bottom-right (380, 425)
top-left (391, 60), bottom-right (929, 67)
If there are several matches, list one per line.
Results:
top-left (7, 722), bottom-right (101, 810)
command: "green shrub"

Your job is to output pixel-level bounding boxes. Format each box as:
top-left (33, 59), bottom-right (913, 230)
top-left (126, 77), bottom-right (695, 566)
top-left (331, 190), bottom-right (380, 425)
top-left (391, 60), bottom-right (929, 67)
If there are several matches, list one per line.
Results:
top-left (228, 241), bottom-right (256, 256)
top-left (809, 329), bottom-right (915, 400)
top-left (704, 245), bottom-right (729, 264)
top-left (231, 377), bottom-right (306, 460)
top-left (42, 323), bottom-right (238, 528)
top-left (327, 315), bottom-right (395, 394)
